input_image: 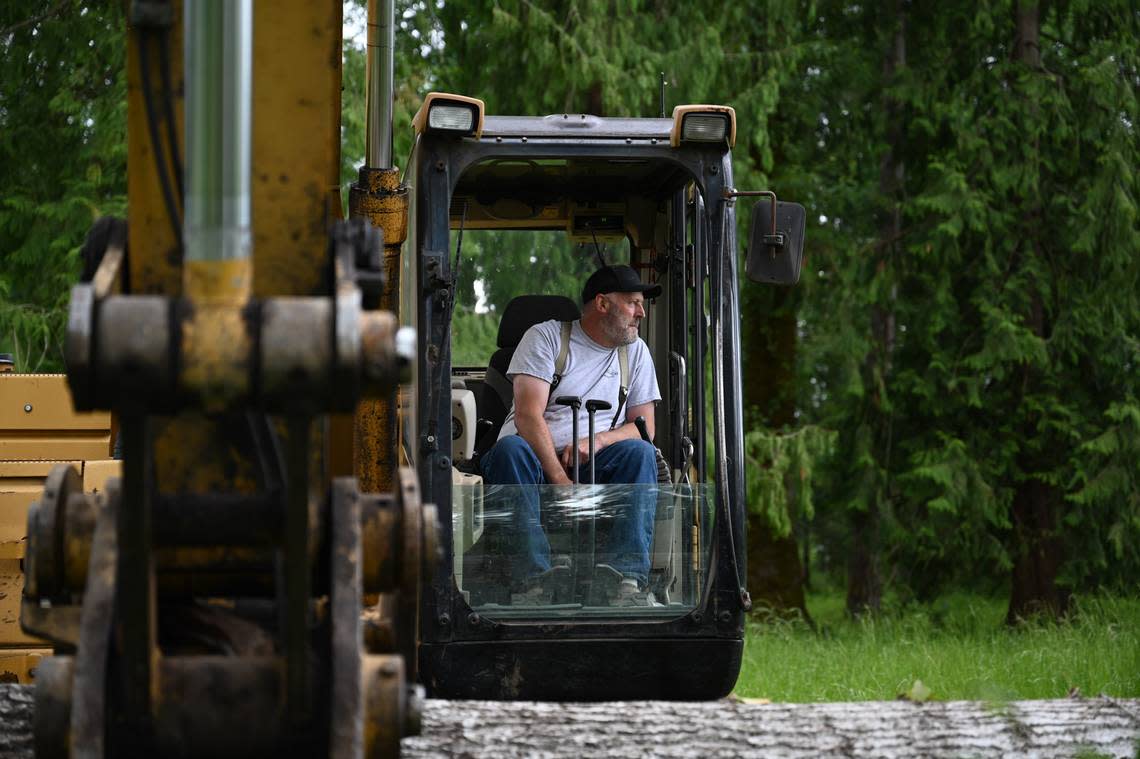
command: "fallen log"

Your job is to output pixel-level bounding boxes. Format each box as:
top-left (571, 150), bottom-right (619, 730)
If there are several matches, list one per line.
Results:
top-left (0, 683), bottom-right (32, 758)
top-left (0, 685), bottom-right (1135, 758)
top-left (403, 697), bottom-right (1140, 758)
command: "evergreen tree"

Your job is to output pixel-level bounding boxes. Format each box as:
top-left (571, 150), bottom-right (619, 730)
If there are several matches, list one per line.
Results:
top-left (0, 1), bottom-right (127, 370)
top-left (775, 0), bottom-right (1139, 613)
top-left (5, 1), bottom-right (1137, 612)
top-left (857, 0), bottom-right (1140, 613)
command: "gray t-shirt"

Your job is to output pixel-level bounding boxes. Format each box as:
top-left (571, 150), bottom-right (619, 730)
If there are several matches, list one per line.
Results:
top-left (498, 319), bottom-right (661, 450)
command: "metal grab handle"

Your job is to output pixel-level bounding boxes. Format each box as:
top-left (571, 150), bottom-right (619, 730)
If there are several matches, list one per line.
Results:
top-left (555, 396), bottom-right (582, 483)
top-left (584, 400), bottom-right (612, 485)
top-left (723, 188), bottom-right (777, 235)
top-left (723, 188), bottom-right (784, 258)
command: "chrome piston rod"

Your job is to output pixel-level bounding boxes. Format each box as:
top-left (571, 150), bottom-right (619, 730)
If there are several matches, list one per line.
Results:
top-left (184, 0), bottom-right (252, 269)
top-left (366, 0), bottom-right (395, 169)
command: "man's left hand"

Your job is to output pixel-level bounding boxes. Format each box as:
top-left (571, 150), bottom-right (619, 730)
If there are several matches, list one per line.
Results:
top-left (559, 433), bottom-right (606, 473)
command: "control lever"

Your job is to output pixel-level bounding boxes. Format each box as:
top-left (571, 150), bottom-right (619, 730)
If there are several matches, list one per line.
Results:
top-left (555, 396), bottom-right (582, 483)
top-left (634, 416), bottom-right (652, 443)
top-left (584, 400), bottom-right (612, 485)
top-left (473, 418), bottom-right (495, 457)
top-left (680, 435), bottom-right (694, 485)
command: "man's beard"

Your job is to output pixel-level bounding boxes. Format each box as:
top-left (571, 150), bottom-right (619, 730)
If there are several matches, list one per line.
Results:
top-left (601, 311), bottom-right (638, 346)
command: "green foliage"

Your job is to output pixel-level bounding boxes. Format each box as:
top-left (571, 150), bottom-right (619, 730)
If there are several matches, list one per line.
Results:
top-left (450, 308), bottom-right (498, 366)
top-left (452, 230), bottom-right (604, 316)
top-left (771, 0), bottom-right (1140, 602)
top-left (737, 591), bottom-right (1140, 702)
top-left (1067, 401), bottom-right (1140, 588)
top-left (341, 0), bottom-right (435, 188)
top-left (745, 426), bottom-right (836, 538)
top-left (446, 228), bottom-right (606, 365)
top-left (0, 2), bottom-right (127, 371)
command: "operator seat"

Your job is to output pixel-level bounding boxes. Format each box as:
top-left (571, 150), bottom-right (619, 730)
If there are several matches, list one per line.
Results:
top-left (474, 294), bottom-right (581, 458)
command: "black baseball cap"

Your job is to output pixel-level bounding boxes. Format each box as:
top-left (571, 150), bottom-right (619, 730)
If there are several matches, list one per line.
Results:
top-left (581, 265), bottom-right (662, 304)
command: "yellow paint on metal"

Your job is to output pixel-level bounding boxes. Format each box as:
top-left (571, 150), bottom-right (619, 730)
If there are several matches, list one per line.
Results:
top-left (146, 3), bottom-right (343, 496)
top-left (350, 167), bottom-right (409, 493)
top-left (179, 304), bottom-right (252, 413)
top-left (0, 650), bottom-right (45, 684)
top-left (126, 0), bottom-right (184, 295)
top-left (669, 104), bottom-right (737, 148)
top-left (0, 457), bottom-right (118, 563)
top-left (0, 439), bottom-right (109, 464)
top-left (0, 461), bottom-right (59, 558)
top-left (82, 459), bottom-right (122, 494)
top-left (353, 400), bottom-right (395, 493)
top-left (0, 373), bottom-right (117, 567)
top-left (152, 415), bottom-right (259, 497)
top-left (0, 447), bottom-right (105, 658)
top-left (0, 462), bottom-right (58, 477)
top-left (412, 92), bottom-right (486, 138)
top-left (0, 375), bottom-right (112, 438)
top-left (183, 258), bottom-right (252, 305)
top-left (251, 0), bottom-right (343, 298)
top-left (351, 167), bottom-right (408, 312)
top-left (353, 170), bottom-right (409, 248)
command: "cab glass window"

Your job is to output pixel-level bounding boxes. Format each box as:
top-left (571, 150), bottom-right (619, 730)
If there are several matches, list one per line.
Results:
top-left (446, 158), bottom-right (715, 620)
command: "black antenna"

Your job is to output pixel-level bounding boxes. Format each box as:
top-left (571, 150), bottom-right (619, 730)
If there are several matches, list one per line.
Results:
top-left (659, 72), bottom-right (667, 118)
top-left (590, 225), bottom-right (607, 269)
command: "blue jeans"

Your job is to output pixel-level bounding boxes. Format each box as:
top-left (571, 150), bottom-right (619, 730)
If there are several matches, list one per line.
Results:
top-left (480, 435), bottom-right (658, 586)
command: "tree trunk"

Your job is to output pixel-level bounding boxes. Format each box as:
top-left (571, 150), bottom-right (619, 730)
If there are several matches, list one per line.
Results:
top-left (741, 286), bottom-right (810, 620)
top-left (1013, 1), bottom-right (1041, 68)
top-left (1006, 1), bottom-right (1068, 624)
top-left (846, 503), bottom-right (882, 614)
top-left (847, 1), bottom-right (905, 617)
top-left (1007, 270), bottom-right (1067, 623)
top-left (747, 518), bottom-right (809, 619)
top-left (1007, 477), bottom-right (1068, 622)
top-left (585, 80), bottom-right (604, 116)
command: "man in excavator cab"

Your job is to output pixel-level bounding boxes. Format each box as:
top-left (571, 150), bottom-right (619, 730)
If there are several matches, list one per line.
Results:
top-left (480, 265), bottom-right (663, 607)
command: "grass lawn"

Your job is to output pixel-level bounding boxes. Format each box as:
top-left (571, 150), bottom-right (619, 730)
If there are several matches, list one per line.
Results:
top-left (734, 591), bottom-right (1140, 703)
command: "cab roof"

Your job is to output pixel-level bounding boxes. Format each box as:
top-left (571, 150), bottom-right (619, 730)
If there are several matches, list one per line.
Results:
top-left (480, 114), bottom-right (675, 142)
top-left (414, 93), bottom-right (736, 147)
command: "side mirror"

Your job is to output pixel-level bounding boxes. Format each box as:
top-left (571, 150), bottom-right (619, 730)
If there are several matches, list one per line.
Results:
top-left (745, 199), bottom-right (806, 285)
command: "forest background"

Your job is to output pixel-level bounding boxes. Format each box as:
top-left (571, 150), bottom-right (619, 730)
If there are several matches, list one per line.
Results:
top-left (1, 0), bottom-right (1137, 625)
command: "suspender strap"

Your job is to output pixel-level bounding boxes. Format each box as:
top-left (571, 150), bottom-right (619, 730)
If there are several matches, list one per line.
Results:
top-left (551, 320), bottom-right (573, 392)
top-left (610, 344), bottom-right (630, 430)
top-left (551, 321), bottom-right (630, 429)
top-left (483, 366), bottom-right (514, 412)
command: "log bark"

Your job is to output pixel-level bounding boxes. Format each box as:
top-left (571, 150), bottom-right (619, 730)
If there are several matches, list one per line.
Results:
top-left (404, 697), bottom-right (1140, 758)
top-left (0, 685), bottom-right (1136, 758)
top-left (0, 683), bottom-right (33, 758)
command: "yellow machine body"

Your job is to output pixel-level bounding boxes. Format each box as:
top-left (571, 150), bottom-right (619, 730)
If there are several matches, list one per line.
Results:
top-left (0, 374), bottom-right (119, 682)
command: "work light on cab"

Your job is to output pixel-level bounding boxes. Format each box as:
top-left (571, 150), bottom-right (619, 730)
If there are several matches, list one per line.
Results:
top-left (414, 92), bottom-right (485, 138)
top-left (670, 105), bottom-right (736, 147)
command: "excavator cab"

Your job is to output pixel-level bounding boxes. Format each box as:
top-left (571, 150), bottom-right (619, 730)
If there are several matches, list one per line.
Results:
top-left (404, 95), bottom-right (805, 700)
